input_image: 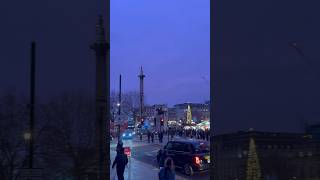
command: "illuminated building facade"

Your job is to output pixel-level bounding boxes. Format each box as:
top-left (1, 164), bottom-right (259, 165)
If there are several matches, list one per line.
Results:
top-left (173, 102), bottom-right (210, 124)
top-left (213, 131), bottom-right (320, 180)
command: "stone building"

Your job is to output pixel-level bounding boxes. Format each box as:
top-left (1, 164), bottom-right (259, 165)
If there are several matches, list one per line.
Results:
top-left (173, 102), bottom-right (210, 124)
top-left (213, 130), bottom-right (320, 180)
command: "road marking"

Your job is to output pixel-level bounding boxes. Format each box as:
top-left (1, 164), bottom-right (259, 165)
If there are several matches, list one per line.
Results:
top-left (145, 153), bottom-right (154, 156)
top-left (151, 149), bottom-right (159, 153)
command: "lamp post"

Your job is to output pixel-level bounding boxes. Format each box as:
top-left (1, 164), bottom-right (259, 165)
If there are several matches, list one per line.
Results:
top-left (117, 74), bottom-right (122, 143)
top-left (117, 101), bottom-right (121, 142)
top-left (28, 41), bottom-right (36, 169)
top-left (24, 132), bottom-right (32, 141)
top-left (167, 120), bottom-right (169, 142)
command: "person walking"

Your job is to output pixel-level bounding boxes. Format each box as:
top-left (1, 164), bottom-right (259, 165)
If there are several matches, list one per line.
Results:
top-left (112, 147), bottom-right (128, 180)
top-left (160, 131), bottom-right (163, 143)
top-left (151, 131), bottom-right (154, 143)
top-left (147, 130), bottom-right (151, 143)
top-left (158, 131), bottom-right (161, 143)
top-left (116, 141), bottom-right (123, 153)
top-left (140, 132), bottom-right (143, 141)
top-left (158, 158), bottom-right (175, 180)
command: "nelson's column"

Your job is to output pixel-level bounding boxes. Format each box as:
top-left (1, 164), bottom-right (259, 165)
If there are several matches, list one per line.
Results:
top-left (90, 15), bottom-right (109, 180)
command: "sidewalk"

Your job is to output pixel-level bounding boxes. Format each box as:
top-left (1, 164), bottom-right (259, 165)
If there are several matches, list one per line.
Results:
top-left (110, 149), bottom-right (188, 180)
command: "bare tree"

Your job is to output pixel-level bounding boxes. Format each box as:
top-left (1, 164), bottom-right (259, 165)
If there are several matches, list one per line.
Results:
top-left (0, 93), bottom-right (28, 180)
top-left (110, 90), bottom-right (140, 118)
top-left (39, 93), bottom-right (96, 180)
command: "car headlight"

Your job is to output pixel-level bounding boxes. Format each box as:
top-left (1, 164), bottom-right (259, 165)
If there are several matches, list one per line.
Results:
top-left (122, 134), bottom-right (125, 137)
top-left (129, 133), bottom-right (132, 136)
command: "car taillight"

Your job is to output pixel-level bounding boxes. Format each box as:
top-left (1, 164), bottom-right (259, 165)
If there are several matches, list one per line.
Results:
top-left (195, 156), bottom-right (201, 165)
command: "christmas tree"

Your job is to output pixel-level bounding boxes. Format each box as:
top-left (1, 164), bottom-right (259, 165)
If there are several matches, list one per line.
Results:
top-left (186, 105), bottom-right (192, 124)
top-left (246, 138), bottom-right (261, 180)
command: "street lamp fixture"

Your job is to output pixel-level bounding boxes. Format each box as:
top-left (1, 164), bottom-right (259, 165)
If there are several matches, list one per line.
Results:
top-left (24, 132), bottom-right (32, 141)
top-left (117, 103), bottom-right (120, 107)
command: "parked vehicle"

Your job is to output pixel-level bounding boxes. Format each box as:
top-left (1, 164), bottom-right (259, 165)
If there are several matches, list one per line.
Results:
top-left (156, 139), bottom-right (210, 176)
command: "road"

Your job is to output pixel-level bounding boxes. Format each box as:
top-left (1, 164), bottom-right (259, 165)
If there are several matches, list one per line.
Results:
top-left (111, 136), bottom-right (210, 180)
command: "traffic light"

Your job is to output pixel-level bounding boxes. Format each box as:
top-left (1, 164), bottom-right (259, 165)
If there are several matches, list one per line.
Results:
top-left (160, 118), bottom-right (164, 126)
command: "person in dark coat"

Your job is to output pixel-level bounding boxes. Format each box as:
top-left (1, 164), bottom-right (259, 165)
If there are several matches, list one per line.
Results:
top-left (116, 141), bottom-right (123, 153)
top-left (158, 131), bottom-right (161, 143)
top-left (159, 131), bottom-right (163, 143)
top-left (112, 147), bottom-right (128, 180)
top-left (159, 158), bottom-right (175, 180)
top-left (151, 131), bottom-right (154, 143)
top-left (147, 131), bottom-right (151, 143)
top-left (140, 132), bottom-right (143, 141)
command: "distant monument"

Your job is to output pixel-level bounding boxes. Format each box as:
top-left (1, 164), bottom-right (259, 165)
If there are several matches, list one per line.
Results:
top-left (90, 15), bottom-right (109, 180)
top-left (186, 105), bottom-right (193, 124)
top-left (138, 66), bottom-right (146, 125)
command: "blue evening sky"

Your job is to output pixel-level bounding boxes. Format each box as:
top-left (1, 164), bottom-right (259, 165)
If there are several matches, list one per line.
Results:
top-left (110, 0), bottom-right (210, 106)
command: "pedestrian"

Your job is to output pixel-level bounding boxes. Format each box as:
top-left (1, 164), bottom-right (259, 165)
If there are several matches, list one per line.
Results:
top-left (160, 131), bottom-right (163, 143)
top-left (140, 132), bottom-right (142, 141)
top-left (112, 147), bottom-right (128, 180)
top-left (116, 141), bottom-right (123, 154)
top-left (158, 158), bottom-right (175, 180)
top-left (151, 131), bottom-right (154, 143)
top-left (147, 131), bottom-right (151, 143)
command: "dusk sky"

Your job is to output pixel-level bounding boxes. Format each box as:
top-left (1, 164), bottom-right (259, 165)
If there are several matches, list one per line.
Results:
top-left (2, 0), bottom-right (320, 134)
top-left (110, 0), bottom-right (210, 106)
top-left (214, 0), bottom-right (320, 134)
top-left (0, 0), bottom-right (209, 107)
top-left (0, 0), bottom-right (105, 100)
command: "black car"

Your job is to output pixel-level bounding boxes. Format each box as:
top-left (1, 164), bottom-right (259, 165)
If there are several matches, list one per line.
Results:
top-left (156, 139), bottom-right (210, 176)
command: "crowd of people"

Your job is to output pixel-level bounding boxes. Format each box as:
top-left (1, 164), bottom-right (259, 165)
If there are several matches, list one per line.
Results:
top-left (139, 127), bottom-right (210, 143)
top-left (163, 127), bottom-right (210, 141)
top-left (140, 130), bottom-right (165, 143)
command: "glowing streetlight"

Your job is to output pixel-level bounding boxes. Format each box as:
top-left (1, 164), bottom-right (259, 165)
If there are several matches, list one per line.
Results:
top-left (24, 132), bottom-right (32, 141)
top-left (117, 103), bottom-right (120, 107)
